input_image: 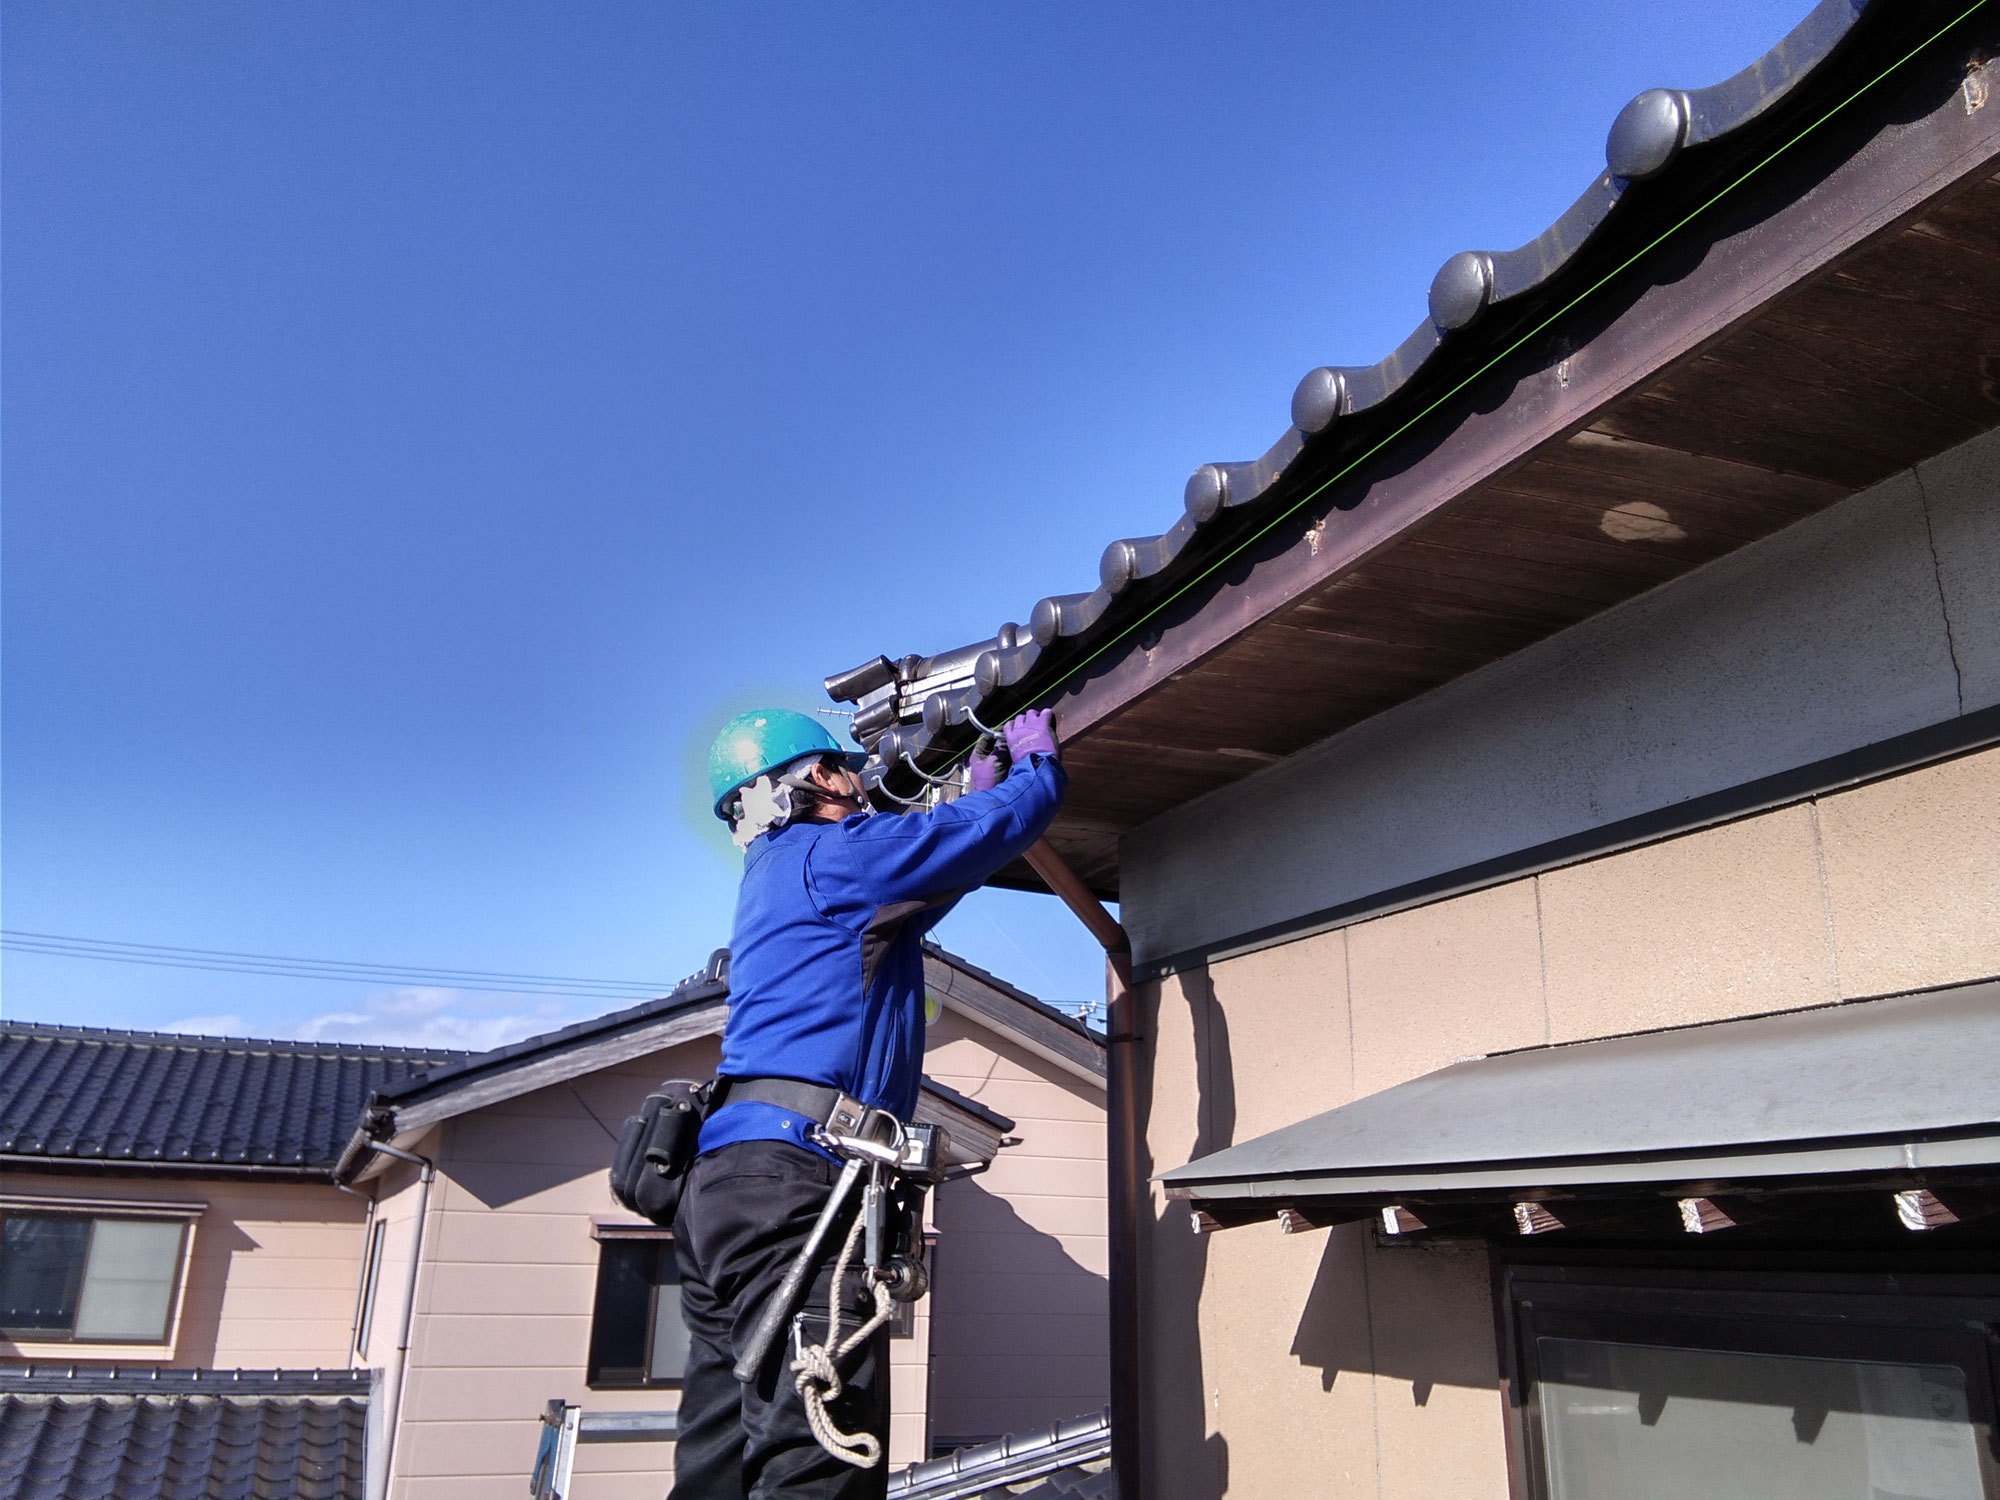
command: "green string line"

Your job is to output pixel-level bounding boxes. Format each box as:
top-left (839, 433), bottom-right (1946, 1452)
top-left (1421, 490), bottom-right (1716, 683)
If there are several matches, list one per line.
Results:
top-left (922, 0), bottom-right (1988, 775)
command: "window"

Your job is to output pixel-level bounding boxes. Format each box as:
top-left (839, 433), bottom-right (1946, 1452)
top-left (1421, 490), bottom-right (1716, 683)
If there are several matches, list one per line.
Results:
top-left (1507, 1266), bottom-right (2000, 1500)
top-left (587, 1237), bottom-right (689, 1388)
top-left (0, 1213), bottom-right (188, 1343)
top-left (354, 1218), bottom-right (389, 1358)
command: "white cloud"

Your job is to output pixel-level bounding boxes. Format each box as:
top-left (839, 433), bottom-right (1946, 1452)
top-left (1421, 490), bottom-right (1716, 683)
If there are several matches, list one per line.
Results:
top-left (163, 1012), bottom-right (249, 1037)
top-left (294, 987), bottom-right (581, 1052)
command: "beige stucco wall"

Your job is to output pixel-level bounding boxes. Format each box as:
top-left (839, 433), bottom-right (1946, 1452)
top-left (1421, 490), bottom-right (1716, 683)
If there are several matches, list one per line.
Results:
top-left (1135, 744), bottom-right (2000, 1498)
top-left (920, 1008), bottom-right (1109, 1447)
top-left (391, 1010), bottom-right (1090, 1498)
top-left (388, 1039), bottom-right (720, 1500)
top-left (0, 1172), bottom-right (369, 1371)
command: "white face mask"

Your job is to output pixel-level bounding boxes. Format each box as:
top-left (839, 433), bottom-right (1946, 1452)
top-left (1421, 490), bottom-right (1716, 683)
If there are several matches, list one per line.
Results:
top-left (730, 775), bottom-right (795, 850)
top-left (730, 762), bottom-right (872, 849)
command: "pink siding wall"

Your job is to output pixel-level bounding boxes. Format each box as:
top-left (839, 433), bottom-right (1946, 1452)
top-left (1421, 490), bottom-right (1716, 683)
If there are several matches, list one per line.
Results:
top-left (388, 1036), bottom-right (937, 1495)
top-left (0, 1174), bottom-right (368, 1370)
top-left (391, 1041), bottom-right (719, 1500)
top-left (920, 1009), bottom-right (1108, 1449)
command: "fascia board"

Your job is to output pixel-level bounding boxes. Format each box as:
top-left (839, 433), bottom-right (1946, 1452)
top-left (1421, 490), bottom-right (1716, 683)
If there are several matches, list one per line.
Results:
top-left (1163, 1130), bottom-right (2000, 1202)
top-left (386, 1001), bottom-right (729, 1135)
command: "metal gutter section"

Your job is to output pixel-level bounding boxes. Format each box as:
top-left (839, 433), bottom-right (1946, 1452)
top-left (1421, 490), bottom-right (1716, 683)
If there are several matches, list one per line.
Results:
top-left (889, 1407), bottom-right (1113, 1500)
top-left (0, 1154), bottom-right (342, 1182)
top-left (823, 0), bottom-right (1898, 788)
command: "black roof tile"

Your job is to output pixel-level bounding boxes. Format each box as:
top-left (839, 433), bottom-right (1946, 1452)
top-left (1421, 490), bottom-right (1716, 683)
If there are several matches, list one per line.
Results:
top-left (0, 1023), bottom-right (462, 1173)
top-left (0, 1389), bottom-right (367, 1500)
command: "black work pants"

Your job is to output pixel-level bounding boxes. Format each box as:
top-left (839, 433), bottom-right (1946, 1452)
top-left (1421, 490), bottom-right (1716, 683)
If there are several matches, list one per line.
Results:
top-left (669, 1140), bottom-right (890, 1500)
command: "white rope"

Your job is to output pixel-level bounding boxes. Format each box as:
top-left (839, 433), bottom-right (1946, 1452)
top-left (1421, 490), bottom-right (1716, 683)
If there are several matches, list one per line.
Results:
top-left (790, 1207), bottom-right (895, 1468)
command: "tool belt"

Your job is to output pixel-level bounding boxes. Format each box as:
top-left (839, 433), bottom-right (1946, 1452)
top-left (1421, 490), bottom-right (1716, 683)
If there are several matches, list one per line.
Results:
top-left (608, 1075), bottom-right (906, 1228)
top-left (711, 1076), bottom-right (891, 1142)
top-left (607, 1078), bottom-right (712, 1226)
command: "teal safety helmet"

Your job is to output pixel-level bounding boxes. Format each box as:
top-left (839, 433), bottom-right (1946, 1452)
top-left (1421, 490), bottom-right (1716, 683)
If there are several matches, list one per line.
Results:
top-left (707, 708), bottom-right (864, 820)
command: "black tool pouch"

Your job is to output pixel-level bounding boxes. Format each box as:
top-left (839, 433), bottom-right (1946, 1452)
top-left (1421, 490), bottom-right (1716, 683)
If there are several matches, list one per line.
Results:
top-left (609, 1079), bottom-right (712, 1226)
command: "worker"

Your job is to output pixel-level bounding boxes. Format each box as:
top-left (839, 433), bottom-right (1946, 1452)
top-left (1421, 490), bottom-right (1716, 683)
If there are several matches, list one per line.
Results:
top-left (671, 705), bottom-right (1064, 1500)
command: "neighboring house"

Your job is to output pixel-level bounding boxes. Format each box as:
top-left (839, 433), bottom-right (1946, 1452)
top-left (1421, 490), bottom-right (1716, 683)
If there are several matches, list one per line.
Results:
top-left (913, 951), bottom-right (1109, 1450)
top-left (820, 3), bottom-right (2000, 1498)
top-left (1, 944), bottom-right (1107, 1498)
top-left (0, 1028), bottom-right (454, 1497)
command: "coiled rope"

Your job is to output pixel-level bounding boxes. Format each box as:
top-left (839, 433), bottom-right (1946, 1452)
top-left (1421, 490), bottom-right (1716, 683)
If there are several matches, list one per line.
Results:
top-left (791, 1208), bottom-right (896, 1468)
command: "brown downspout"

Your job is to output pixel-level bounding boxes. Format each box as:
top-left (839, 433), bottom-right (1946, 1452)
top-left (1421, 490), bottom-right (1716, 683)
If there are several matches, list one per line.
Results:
top-left (1021, 838), bottom-right (1143, 1500)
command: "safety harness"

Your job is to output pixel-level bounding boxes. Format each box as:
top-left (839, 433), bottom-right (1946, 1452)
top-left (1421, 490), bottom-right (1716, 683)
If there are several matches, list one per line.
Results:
top-left (721, 1079), bottom-right (946, 1469)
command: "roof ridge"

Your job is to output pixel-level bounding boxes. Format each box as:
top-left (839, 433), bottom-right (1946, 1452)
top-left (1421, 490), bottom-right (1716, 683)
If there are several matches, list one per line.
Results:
top-left (0, 1018), bottom-right (468, 1061)
top-left (366, 969), bottom-right (726, 1104)
top-left (925, 942), bottom-right (1102, 1042)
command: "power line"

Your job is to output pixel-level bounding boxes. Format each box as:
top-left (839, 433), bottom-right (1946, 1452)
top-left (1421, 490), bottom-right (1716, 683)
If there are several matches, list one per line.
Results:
top-left (0, 930), bottom-right (673, 1001)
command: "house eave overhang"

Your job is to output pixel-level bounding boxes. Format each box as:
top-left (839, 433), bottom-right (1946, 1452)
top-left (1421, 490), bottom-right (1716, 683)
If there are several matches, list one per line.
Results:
top-left (823, 0), bottom-right (2000, 897)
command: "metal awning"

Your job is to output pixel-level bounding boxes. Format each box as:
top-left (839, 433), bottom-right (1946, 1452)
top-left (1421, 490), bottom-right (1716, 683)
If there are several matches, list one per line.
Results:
top-left (1159, 980), bottom-right (2000, 1209)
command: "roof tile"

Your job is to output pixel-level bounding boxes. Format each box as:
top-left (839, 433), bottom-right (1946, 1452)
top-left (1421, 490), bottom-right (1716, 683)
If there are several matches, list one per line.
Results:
top-left (0, 1392), bottom-right (367, 1500)
top-left (0, 1024), bottom-right (462, 1173)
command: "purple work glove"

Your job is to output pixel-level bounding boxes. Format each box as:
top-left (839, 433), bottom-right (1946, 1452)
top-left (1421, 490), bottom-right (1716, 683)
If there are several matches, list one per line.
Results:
top-left (966, 740), bottom-right (1004, 792)
top-left (1002, 709), bottom-right (1059, 763)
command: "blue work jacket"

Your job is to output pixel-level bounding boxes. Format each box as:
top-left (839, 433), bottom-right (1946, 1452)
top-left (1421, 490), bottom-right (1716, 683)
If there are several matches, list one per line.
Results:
top-left (699, 753), bottom-right (1065, 1158)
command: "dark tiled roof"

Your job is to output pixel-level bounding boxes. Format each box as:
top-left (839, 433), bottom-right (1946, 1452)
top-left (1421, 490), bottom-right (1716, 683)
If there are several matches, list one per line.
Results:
top-left (5, 943), bottom-right (1044, 1180)
top-left (822, 0), bottom-right (1903, 795)
top-left (893, 1410), bottom-right (1113, 1500)
top-left (0, 1370), bottom-right (368, 1500)
top-left (0, 1022), bottom-right (462, 1172)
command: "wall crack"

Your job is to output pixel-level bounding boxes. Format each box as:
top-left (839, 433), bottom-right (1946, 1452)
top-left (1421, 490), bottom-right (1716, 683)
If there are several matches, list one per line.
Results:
top-left (1913, 466), bottom-right (1966, 714)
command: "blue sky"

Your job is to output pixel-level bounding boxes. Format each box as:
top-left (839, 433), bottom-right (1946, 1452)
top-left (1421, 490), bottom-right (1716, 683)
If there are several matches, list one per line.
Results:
top-left (3, 0), bottom-right (1806, 1047)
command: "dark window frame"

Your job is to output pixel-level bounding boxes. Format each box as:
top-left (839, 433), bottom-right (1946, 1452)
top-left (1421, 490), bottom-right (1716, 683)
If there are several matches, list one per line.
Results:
top-left (1497, 1258), bottom-right (2000, 1500)
top-left (353, 1217), bottom-right (389, 1358)
top-left (0, 1209), bottom-right (192, 1345)
top-left (587, 1232), bottom-right (688, 1390)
